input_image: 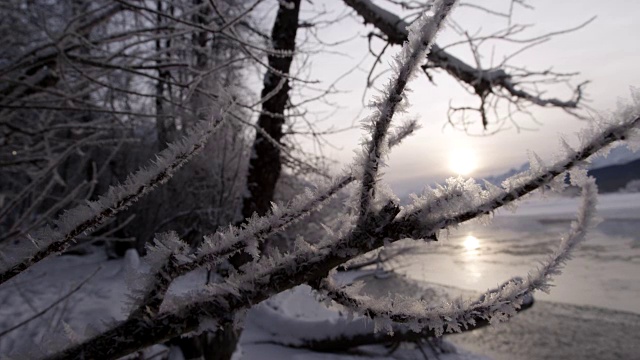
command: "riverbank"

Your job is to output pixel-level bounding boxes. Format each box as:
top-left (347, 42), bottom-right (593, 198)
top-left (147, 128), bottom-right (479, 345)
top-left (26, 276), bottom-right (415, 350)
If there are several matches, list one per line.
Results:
top-left (239, 271), bottom-right (640, 359)
top-left (449, 300), bottom-right (640, 360)
top-left (344, 271), bottom-right (640, 360)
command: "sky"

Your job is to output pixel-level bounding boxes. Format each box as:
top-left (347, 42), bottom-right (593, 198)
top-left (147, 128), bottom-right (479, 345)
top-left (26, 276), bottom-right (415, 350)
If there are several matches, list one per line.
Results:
top-left (283, 0), bottom-right (640, 196)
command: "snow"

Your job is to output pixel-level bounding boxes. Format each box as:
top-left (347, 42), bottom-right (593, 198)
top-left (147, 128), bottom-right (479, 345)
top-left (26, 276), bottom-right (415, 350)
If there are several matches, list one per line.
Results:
top-left (0, 256), bottom-right (485, 359)
top-left (1, 193), bottom-right (638, 359)
top-left (449, 301), bottom-right (640, 360)
top-left (241, 279), bottom-right (488, 360)
top-left (0, 252), bottom-right (130, 356)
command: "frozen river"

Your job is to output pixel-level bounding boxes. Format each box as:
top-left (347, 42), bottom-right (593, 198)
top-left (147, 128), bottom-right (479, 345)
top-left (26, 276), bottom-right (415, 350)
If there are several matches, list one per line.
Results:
top-left (401, 192), bottom-right (640, 314)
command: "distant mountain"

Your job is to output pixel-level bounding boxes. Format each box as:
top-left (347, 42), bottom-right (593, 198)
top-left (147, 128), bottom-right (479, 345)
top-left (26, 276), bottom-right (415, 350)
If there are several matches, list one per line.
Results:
top-left (483, 163), bottom-right (529, 187)
top-left (484, 146), bottom-right (640, 193)
top-left (589, 145), bottom-right (640, 168)
top-left (589, 158), bottom-right (640, 192)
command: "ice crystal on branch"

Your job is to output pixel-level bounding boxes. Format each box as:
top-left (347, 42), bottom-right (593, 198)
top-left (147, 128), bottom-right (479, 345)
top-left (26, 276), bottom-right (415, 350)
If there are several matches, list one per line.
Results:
top-left (0, 114), bottom-right (226, 286)
top-left (320, 179), bottom-right (598, 337)
top-left (357, 0), bottom-right (457, 219)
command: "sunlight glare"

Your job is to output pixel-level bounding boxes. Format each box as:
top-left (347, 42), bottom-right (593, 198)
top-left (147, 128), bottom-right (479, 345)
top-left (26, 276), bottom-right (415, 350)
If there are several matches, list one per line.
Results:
top-left (449, 148), bottom-right (478, 176)
top-left (463, 235), bottom-right (480, 251)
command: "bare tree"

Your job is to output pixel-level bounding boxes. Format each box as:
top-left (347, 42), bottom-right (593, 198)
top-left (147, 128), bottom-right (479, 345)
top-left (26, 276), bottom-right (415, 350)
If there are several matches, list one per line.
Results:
top-left (1, 0), bottom-right (638, 359)
top-left (344, 0), bottom-right (589, 132)
top-left (0, 0), bottom-right (258, 253)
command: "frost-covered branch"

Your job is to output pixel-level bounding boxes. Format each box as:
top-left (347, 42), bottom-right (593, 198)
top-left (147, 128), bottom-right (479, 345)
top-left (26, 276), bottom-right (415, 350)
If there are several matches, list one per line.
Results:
top-left (358, 0), bottom-right (456, 218)
top-left (126, 119), bottom-right (421, 320)
top-left (344, 0), bottom-right (588, 130)
top-left (278, 280), bottom-right (533, 353)
top-left (0, 114), bottom-right (226, 285)
top-left (399, 111), bottom-right (640, 240)
top-left (262, 315), bottom-right (497, 353)
top-left (127, 173), bottom-right (354, 318)
top-left (320, 178), bottom-right (598, 336)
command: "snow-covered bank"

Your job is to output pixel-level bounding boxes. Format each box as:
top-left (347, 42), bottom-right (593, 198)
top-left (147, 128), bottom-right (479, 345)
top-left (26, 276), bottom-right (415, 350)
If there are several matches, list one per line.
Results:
top-left (449, 301), bottom-right (640, 360)
top-left (1, 249), bottom-right (637, 359)
top-left (241, 273), bottom-right (640, 360)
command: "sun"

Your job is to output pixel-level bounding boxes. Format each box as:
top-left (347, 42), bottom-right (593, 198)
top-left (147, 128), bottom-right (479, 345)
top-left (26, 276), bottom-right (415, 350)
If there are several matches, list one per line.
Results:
top-left (449, 148), bottom-right (478, 176)
top-left (463, 235), bottom-right (480, 251)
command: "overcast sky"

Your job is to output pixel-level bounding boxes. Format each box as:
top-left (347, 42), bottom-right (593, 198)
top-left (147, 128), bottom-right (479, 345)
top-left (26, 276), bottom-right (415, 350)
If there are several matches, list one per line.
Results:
top-left (286, 0), bottom-right (640, 195)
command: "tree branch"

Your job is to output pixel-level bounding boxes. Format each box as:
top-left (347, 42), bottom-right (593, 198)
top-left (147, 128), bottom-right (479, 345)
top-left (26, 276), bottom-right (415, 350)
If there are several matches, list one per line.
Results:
top-left (343, 0), bottom-right (585, 128)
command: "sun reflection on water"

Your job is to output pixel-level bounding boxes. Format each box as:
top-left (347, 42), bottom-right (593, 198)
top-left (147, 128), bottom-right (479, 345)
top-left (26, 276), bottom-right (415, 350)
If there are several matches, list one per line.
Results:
top-left (462, 234), bottom-right (482, 279)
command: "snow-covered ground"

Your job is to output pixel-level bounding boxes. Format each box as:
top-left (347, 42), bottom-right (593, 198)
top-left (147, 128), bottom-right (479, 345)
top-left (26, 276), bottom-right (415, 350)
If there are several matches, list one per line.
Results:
top-left (0, 192), bottom-right (638, 359)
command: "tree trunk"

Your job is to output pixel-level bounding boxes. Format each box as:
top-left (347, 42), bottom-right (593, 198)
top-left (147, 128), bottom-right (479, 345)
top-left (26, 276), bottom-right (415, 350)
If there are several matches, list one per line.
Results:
top-left (241, 0), bottom-right (301, 220)
top-left (155, 0), bottom-right (175, 149)
top-left (208, 1), bottom-right (302, 359)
